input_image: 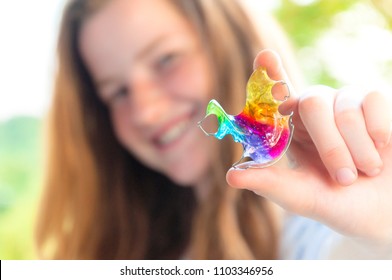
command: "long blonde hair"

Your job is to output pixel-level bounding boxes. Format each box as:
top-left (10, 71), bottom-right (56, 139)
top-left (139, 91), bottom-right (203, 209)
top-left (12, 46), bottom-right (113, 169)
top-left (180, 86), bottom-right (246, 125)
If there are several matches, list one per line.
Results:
top-left (36, 0), bottom-right (291, 259)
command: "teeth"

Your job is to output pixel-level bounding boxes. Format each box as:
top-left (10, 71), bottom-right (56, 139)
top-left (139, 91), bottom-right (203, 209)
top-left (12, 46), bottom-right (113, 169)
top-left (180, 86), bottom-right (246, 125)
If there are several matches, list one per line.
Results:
top-left (158, 120), bottom-right (189, 146)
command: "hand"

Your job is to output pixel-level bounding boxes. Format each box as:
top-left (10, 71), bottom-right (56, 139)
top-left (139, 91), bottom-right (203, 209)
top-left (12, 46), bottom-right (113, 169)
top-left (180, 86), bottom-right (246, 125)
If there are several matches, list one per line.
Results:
top-left (226, 50), bottom-right (392, 244)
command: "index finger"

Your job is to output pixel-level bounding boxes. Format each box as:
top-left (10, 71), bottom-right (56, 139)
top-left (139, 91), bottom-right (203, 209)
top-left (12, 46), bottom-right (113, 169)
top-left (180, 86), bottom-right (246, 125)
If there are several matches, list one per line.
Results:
top-left (253, 49), bottom-right (297, 116)
top-left (254, 49), bottom-right (286, 80)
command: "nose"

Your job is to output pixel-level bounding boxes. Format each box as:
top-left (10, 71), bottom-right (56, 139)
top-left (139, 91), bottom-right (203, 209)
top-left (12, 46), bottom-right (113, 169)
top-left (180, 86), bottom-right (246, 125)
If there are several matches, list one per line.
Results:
top-left (128, 75), bottom-right (167, 127)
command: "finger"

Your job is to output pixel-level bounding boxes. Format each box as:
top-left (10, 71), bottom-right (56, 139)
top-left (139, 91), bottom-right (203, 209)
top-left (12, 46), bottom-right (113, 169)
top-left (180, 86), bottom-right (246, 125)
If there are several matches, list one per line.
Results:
top-left (254, 49), bottom-right (286, 80)
top-left (253, 49), bottom-right (296, 114)
top-left (226, 166), bottom-right (382, 239)
top-left (334, 87), bottom-right (383, 176)
top-left (299, 86), bottom-right (357, 186)
top-left (362, 90), bottom-right (392, 149)
top-left (226, 166), bottom-right (329, 217)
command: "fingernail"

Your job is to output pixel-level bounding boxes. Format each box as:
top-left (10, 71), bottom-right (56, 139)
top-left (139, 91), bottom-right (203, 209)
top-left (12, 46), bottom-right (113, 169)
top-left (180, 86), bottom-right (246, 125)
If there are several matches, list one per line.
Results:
top-left (336, 168), bottom-right (356, 186)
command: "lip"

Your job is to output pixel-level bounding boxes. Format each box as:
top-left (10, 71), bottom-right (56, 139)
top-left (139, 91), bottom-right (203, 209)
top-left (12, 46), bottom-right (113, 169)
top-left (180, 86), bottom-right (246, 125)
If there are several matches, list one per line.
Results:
top-left (151, 109), bottom-right (197, 151)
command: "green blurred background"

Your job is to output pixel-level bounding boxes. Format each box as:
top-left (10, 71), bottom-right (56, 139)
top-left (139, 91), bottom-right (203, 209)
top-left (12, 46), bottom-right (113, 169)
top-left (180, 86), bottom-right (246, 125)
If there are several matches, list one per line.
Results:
top-left (0, 0), bottom-right (391, 259)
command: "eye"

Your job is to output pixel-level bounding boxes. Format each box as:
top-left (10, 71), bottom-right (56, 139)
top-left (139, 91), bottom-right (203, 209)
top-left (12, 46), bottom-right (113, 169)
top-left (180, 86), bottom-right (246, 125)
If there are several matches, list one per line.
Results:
top-left (107, 86), bottom-right (128, 107)
top-left (155, 52), bottom-right (180, 73)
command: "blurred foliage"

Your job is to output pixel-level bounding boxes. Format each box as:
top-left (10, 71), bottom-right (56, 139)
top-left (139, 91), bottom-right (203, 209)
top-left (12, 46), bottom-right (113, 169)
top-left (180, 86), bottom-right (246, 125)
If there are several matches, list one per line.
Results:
top-left (274, 0), bottom-right (359, 48)
top-left (371, 0), bottom-right (392, 28)
top-left (274, 0), bottom-right (359, 87)
top-left (274, 0), bottom-right (392, 87)
top-left (0, 117), bottom-right (42, 259)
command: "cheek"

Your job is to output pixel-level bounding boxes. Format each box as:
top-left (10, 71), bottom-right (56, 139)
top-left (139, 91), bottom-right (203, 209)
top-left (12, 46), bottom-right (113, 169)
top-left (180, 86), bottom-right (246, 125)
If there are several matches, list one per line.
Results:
top-left (166, 56), bottom-right (214, 101)
top-left (165, 132), bottom-right (215, 186)
top-left (190, 55), bottom-right (214, 100)
top-left (110, 108), bottom-right (156, 165)
top-left (110, 109), bottom-right (132, 148)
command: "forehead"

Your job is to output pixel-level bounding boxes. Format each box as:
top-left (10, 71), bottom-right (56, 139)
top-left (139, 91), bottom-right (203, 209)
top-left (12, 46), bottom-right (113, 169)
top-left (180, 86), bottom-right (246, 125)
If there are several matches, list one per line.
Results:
top-left (79, 0), bottom-right (196, 80)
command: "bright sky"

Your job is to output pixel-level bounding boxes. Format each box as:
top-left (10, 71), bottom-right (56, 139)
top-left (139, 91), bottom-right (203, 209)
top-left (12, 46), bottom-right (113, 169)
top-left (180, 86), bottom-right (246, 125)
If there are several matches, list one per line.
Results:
top-left (0, 0), bottom-right (391, 122)
top-left (0, 0), bottom-right (65, 121)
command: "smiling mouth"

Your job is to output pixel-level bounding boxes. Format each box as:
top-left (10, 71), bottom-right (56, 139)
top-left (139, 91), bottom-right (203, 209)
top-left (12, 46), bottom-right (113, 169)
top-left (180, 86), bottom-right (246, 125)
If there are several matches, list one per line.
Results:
top-left (153, 113), bottom-right (195, 149)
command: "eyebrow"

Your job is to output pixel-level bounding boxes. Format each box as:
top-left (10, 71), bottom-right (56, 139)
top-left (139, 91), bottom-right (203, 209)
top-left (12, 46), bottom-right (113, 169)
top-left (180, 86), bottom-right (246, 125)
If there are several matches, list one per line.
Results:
top-left (95, 33), bottom-right (173, 89)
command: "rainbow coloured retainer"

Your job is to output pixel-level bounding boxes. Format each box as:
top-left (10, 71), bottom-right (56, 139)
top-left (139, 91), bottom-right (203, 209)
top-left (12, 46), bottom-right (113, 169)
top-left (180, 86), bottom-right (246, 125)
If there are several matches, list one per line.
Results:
top-left (198, 67), bottom-right (294, 168)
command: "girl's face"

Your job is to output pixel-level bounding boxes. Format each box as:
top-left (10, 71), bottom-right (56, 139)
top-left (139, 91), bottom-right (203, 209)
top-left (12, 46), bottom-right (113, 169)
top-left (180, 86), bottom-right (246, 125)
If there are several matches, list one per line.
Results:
top-left (80, 0), bottom-right (215, 186)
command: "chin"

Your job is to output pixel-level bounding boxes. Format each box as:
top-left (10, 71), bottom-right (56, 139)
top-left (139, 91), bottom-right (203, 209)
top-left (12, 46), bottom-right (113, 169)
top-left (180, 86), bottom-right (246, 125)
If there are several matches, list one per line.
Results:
top-left (166, 168), bottom-right (199, 187)
top-left (164, 156), bottom-right (207, 187)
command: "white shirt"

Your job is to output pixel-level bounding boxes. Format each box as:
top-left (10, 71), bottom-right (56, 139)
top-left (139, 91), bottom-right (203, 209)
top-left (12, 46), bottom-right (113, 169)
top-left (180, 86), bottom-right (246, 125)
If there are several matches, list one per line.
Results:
top-left (280, 214), bottom-right (392, 259)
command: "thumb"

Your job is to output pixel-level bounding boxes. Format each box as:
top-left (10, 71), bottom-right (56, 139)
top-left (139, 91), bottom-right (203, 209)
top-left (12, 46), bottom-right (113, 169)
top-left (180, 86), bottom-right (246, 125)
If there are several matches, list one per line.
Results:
top-left (226, 165), bottom-right (326, 216)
